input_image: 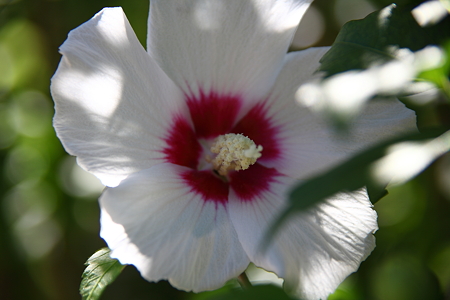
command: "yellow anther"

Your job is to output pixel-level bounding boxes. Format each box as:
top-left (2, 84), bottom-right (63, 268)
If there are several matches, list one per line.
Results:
top-left (210, 133), bottom-right (263, 176)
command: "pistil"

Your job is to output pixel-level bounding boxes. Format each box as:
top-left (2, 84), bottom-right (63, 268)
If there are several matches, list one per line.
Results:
top-left (210, 133), bottom-right (263, 176)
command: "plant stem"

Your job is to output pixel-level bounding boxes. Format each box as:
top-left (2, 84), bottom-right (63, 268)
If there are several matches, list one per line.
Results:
top-left (237, 272), bottom-right (252, 289)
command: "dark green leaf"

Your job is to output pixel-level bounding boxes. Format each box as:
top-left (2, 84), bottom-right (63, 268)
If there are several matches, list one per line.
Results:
top-left (264, 129), bottom-right (446, 249)
top-left (319, 4), bottom-right (450, 77)
top-left (207, 285), bottom-right (296, 300)
top-left (366, 181), bottom-right (388, 205)
top-left (80, 248), bottom-right (126, 300)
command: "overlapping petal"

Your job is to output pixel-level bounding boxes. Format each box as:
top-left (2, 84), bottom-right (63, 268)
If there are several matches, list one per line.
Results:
top-left (229, 184), bottom-right (377, 300)
top-left (147, 0), bottom-right (313, 109)
top-left (51, 8), bottom-right (189, 187)
top-left (254, 49), bottom-right (417, 179)
top-left (100, 163), bottom-right (250, 292)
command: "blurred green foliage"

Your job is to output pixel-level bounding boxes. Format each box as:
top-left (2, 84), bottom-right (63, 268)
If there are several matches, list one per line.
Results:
top-left (319, 4), bottom-right (450, 77)
top-left (0, 0), bottom-right (449, 300)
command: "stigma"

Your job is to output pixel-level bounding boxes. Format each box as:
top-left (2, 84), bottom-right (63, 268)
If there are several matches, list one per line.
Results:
top-left (210, 133), bottom-right (263, 176)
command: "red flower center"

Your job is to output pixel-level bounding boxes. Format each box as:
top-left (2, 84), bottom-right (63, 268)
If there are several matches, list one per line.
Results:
top-left (163, 90), bottom-right (283, 204)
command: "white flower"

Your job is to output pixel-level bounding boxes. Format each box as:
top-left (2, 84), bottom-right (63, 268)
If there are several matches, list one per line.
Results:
top-left (50, 1), bottom-right (416, 299)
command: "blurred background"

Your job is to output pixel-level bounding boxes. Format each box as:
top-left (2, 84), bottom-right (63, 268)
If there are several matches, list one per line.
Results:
top-left (0, 0), bottom-right (449, 299)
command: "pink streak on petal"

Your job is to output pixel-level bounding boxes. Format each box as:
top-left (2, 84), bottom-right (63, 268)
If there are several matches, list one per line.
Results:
top-left (230, 163), bottom-right (281, 202)
top-left (162, 115), bottom-right (202, 169)
top-left (181, 170), bottom-right (229, 204)
top-left (231, 102), bottom-right (282, 162)
top-left (186, 90), bottom-right (242, 139)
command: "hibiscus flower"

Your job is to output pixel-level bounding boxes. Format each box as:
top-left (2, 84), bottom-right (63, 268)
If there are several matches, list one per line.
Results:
top-left (51, 1), bottom-right (416, 299)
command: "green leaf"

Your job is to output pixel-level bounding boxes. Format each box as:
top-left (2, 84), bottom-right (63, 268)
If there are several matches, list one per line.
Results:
top-left (319, 4), bottom-right (450, 77)
top-left (263, 129), bottom-right (446, 248)
top-left (206, 285), bottom-right (296, 300)
top-left (80, 248), bottom-right (126, 300)
top-left (366, 180), bottom-right (388, 205)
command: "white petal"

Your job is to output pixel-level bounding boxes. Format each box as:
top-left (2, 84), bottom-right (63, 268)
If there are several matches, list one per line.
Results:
top-left (259, 48), bottom-right (417, 179)
top-left (100, 163), bottom-right (249, 292)
top-left (412, 0), bottom-right (449, 27)
top-left (147, 0), bottom-right (312, 104)
top-left (51, 8), bottom-right (189, 187)
top-left (371, 130), bottom-right (450, 186)
top-left (229, 179), bottom-right (377, 300)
